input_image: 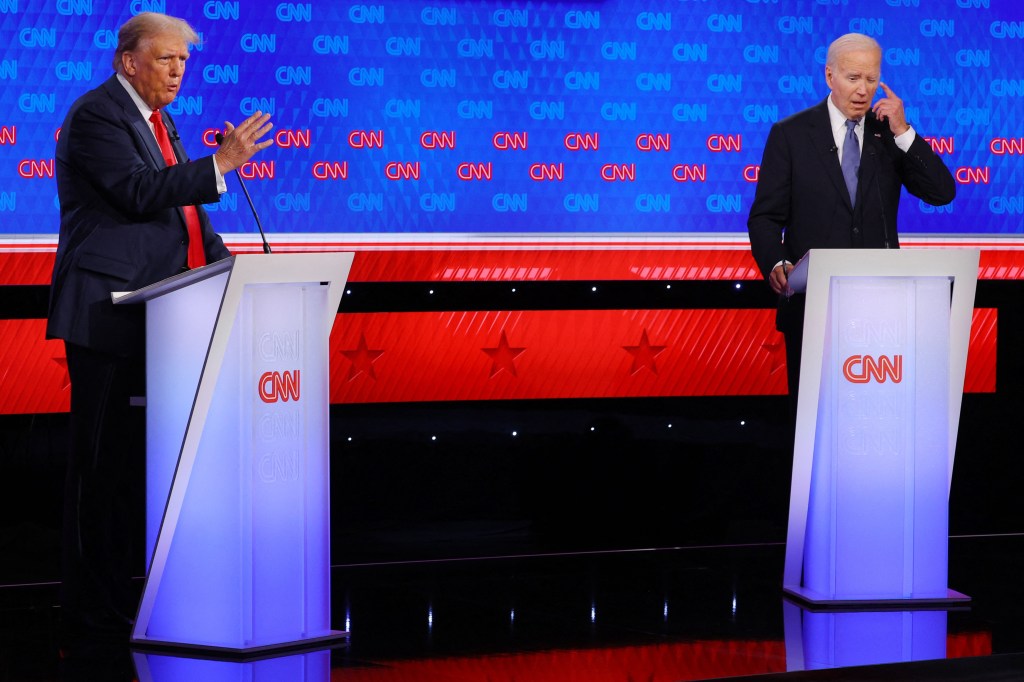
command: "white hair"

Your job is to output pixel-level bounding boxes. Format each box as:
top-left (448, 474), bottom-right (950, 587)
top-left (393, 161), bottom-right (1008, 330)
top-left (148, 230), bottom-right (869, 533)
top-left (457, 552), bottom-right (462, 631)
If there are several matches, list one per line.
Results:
top-left (827, 33), bottom-right (882, 67)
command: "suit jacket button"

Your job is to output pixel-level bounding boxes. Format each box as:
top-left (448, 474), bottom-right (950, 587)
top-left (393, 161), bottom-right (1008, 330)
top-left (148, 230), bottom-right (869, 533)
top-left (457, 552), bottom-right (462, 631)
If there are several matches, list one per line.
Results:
top-left (852, 227), bottom-right (860, 235)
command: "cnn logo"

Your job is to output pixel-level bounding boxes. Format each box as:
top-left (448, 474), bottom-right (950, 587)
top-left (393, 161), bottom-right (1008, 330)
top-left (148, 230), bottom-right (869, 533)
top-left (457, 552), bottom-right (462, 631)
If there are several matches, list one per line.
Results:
top-left (259, 370), bottom-right (301, 403)
top-left (842, 355), bottom-right (903, 384)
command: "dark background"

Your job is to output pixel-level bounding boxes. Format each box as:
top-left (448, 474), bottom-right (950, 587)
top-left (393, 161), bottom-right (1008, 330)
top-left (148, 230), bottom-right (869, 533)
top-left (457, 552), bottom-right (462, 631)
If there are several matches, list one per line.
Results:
top-left (1, 278), bottom-right (1020, 585)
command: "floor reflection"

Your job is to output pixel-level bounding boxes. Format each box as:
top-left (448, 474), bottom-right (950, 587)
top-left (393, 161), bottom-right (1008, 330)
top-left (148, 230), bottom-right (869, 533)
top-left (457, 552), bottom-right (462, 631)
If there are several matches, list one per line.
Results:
top-left (133, 648), bottom-right (331, 682)
top-left (1, 539), bottom-right (1014, 681)
top-left (784, 600), bottom-right (958, 671)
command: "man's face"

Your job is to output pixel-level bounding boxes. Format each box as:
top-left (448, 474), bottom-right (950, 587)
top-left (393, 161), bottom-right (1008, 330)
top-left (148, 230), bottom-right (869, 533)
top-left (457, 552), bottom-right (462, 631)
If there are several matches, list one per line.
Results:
top-left (122, 32), bottom-right (189, 111)
top-left (825, 48), bottom-right (881, 121)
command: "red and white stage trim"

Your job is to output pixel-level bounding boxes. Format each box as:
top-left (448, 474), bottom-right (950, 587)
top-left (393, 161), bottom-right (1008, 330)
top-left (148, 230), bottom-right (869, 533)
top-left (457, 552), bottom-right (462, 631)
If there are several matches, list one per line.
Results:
top-left (0, 235), bottom-right (1012, 414)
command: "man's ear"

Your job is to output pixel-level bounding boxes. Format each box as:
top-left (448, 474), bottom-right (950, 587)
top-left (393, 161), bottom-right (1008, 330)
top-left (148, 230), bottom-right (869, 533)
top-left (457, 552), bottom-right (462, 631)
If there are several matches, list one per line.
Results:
top-left (121, 52), bottom-right (136, 77)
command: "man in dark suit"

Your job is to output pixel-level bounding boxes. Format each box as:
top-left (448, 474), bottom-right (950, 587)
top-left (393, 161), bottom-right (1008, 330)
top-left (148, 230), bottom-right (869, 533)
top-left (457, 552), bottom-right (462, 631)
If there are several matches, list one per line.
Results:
top-left (747, 33), bottom-right (956, 400)
top-left (46, 12), bottom-right (274, 637)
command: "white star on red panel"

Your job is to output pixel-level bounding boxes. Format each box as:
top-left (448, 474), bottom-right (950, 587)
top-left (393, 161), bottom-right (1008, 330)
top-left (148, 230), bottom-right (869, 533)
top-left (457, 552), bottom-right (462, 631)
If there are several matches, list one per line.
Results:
top-left (482, 330), bottom-right (526, 378)
top-left (341, 333), bottom-right (384, 381)
top-left (623, 329), bottom-right (667, 375)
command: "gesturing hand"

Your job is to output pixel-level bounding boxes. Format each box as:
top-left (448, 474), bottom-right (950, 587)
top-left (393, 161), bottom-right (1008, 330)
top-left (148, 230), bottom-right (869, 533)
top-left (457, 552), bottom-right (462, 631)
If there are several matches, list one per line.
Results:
top-left (872, 82), bottom-right (910, 136)
top-left (214, 111), bottom-right (275, 175)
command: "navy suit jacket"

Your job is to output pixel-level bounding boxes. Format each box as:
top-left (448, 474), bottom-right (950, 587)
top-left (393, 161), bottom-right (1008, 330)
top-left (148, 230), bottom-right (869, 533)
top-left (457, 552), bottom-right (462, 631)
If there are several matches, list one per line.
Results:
top-left (747, 97), bottom-right (956, 280)
top-left (47, 74), bottom-right (231, 357)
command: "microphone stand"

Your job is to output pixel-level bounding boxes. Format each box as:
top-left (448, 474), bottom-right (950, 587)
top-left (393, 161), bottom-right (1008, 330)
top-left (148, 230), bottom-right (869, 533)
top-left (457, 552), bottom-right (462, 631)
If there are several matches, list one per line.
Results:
top-left (215, 132), bottom-right (272, 254)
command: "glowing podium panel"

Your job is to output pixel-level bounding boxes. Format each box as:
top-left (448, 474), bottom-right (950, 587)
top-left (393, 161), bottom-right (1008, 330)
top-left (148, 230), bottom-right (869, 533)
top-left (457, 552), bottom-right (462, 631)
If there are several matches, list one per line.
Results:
top-left (114, 253), bottom-right (353, 653)
top-left (783, 249), bottom-right (978, 605)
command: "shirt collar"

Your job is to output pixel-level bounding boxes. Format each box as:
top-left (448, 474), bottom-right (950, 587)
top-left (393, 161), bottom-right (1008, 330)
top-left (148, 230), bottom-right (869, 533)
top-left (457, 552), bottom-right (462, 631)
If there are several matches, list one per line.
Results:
top-left (826, 94), bottom-right (863, 134)
top-left (116, 72), bottom-right (156, 121)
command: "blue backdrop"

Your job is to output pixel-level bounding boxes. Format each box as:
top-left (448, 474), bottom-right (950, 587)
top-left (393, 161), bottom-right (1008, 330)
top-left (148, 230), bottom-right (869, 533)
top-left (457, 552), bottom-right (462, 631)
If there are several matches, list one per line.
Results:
top-left (1, 0), bottom-right (1020, 236)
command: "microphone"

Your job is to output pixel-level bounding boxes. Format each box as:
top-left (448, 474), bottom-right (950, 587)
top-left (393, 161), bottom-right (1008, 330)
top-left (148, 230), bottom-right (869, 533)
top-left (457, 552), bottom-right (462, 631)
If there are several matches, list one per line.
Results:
top-left (215, 131), bottom-right (272, 254)
top-left (829, 144), bottom-right (838, 153)
top-left (867, 148), bottom-right (892, 249)
top-left (876, 175), bottom-right (892, 249)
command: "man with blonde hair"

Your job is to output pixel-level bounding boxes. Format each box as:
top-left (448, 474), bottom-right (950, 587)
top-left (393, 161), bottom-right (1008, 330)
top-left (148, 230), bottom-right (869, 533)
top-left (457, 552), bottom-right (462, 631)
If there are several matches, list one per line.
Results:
top-left (47, 12), bottom-right (274, 638)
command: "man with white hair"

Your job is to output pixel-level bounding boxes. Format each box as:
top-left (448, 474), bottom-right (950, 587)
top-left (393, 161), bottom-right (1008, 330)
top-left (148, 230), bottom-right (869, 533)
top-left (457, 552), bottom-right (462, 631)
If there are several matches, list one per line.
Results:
top-left (47, 12), bottom-right (274, 638)
top-left (747, 32), bottom-right (956, 401)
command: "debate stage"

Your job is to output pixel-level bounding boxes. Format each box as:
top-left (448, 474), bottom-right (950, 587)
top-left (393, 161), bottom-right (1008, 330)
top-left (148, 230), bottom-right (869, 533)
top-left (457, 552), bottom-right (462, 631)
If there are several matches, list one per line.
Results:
top-left (2, 535), bottom-right (1024, 680)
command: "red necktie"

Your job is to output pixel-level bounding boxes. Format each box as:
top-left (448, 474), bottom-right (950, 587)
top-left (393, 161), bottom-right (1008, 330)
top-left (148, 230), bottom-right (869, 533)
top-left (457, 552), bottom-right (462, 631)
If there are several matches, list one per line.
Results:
top-left (149, 110), bottom-right (206, 269)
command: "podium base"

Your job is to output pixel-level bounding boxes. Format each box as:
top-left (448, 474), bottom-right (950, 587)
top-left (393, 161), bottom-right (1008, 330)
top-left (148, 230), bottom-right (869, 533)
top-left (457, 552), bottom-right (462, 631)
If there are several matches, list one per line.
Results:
top-left (131, 630), bottom-right (350, 661)
top-left (783, 586), bottom-right (971, 610)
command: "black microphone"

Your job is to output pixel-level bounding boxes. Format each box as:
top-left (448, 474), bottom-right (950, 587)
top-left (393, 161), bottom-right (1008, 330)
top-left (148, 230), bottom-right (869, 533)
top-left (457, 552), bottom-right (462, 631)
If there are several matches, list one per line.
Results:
top-left (867, 148), bottom-right (892, 249)
top-left (829, 144), bottom-right (838, 153)
top-left (876, 175), bottom-right (892, 249)
top-left (215, 131), bottom-right (272, 254)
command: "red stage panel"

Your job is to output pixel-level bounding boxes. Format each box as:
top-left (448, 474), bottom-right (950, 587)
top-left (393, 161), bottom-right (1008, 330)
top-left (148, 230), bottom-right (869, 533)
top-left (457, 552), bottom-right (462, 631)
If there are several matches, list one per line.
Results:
top-left (966, 309), bottom-right (997, 394)
top-left (0, 244), bottom-right (1005, 414)
top-left (0, 308), bottom-right (998, 415)
top-left (329, 309), bottom-right (788, 403)
top-left (329, 308), bottom-right (997, 405)
top-left (0, 320), bottom-right (69, 414)
top-left (0, 252), bottom-right (55, 286)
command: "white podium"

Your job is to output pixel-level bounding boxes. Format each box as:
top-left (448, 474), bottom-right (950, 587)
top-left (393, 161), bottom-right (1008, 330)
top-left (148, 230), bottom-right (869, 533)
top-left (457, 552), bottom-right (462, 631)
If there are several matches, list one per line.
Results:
top-left (783, 249), bottom-right (978, 605)
top-left (114, 253), bottom-right (353, 653)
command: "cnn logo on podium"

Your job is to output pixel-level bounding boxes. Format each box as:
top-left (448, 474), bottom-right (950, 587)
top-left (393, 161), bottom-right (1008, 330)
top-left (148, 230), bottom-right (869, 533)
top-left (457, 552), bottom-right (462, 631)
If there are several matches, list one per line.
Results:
top-left (842, 355), bottom-right (903, 384)
top-left (259, 370), bottom-right (301, 403)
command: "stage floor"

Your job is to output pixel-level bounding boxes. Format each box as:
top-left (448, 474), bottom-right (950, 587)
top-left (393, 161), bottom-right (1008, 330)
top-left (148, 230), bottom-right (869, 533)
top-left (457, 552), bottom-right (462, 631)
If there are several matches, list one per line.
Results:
top-left (2, 535), bottom-right (1024, 681)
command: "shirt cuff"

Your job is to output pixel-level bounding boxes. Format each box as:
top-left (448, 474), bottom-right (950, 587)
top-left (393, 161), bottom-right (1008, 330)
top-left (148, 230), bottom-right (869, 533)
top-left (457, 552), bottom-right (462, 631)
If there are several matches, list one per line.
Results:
top-left (213, 156), bottom-right (227, 194)
top-left (894, 125), bottom-right (916, 152)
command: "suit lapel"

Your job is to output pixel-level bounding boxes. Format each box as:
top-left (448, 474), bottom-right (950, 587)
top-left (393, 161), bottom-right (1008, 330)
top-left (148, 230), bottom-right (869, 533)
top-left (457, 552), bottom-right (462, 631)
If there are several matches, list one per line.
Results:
top-left (858, 119), bottom-right (886, 210)
top-left (101, 76), bottom-right (167, 169)
top-left (100, 75), bottom-right (191, 233)
top-left (808, 100), bottom-right (852, 210)
top-left (158, 110), bottom-right (199, 235)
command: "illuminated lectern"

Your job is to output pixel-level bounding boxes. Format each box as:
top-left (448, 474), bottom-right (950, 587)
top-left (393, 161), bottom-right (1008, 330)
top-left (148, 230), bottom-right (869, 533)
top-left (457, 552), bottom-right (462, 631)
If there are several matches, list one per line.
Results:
top-left (115, 253), bottom-right (353, 653)
top-left (783, 249), bottom-right (977, 605)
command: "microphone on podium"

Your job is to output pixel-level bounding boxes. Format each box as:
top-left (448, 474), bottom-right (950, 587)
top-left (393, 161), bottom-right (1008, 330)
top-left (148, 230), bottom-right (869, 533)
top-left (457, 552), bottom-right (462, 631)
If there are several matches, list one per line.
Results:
top-left (215, 131), bottom-right (272, 255)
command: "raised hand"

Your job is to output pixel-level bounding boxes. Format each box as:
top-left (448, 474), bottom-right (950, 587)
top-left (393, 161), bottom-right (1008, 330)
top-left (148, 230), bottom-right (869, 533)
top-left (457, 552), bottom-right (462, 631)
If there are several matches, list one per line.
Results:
top-left (214, 111), bottom-right (275, 174)
top-left (872, 82), bottom-right (910, 136)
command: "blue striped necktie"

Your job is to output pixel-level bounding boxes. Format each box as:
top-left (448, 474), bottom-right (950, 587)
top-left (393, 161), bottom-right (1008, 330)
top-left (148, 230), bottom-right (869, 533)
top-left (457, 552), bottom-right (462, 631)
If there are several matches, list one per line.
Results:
top-left (841, 119), bottom-right (860, 206)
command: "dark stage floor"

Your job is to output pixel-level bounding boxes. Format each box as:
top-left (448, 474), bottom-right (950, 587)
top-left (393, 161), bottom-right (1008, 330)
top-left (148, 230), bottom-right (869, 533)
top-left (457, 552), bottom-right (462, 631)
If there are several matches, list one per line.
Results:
top-left (2, 535), bottom-right (1024, 681)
